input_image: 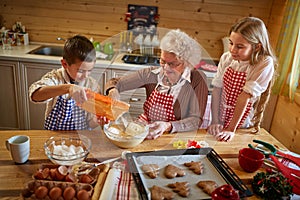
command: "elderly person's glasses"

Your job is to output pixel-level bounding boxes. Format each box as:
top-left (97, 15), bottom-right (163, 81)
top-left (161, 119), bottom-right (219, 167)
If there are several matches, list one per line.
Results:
top-left (159, 58), bottom-right (182, 68)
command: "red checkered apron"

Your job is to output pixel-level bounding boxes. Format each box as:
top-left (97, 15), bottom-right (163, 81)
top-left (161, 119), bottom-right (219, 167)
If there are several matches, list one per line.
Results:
top-left (139, 88), bottom-right (176, 123)
top-left (220, 67), bottom-right (252, 129)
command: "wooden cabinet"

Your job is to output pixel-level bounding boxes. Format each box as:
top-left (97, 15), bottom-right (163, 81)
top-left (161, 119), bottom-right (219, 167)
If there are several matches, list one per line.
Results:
top-left (21, 62), bottom-right (110, 129)
top-left (0, 60), bottom-right (24, 129)
top-left (21, 62), bottom-right (61, 129)
top-left (111, 68), bottom-right (146, 118)
top-left (90, 67), bottom-right (109, 95)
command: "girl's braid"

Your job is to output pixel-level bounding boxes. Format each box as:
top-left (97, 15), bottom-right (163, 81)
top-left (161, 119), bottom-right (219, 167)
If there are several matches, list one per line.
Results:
top-left (250, 77), bottom-right (275, 133)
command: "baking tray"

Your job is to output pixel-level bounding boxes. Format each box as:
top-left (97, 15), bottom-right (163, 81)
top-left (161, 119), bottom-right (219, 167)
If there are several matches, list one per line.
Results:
top-left (122, 54), bottom-right (160, 65)
top-left (126, 148), bottom-right (252, 199)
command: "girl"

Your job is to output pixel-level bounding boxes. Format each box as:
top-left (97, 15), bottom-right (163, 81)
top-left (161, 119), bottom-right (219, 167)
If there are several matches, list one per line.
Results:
top-left (207, 17), bottom-right (277, 142)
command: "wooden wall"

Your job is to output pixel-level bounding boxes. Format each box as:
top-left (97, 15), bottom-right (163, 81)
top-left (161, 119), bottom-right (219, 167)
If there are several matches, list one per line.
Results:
top-left (270, 95), bottom-right (300, 154)
top-left (0, 0), bottom-right (286, 59)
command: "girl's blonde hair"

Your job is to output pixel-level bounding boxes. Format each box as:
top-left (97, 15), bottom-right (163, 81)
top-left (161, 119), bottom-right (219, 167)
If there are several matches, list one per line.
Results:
top-left (229, 17), bottom-right (277, 66)
top-left (230, 17), bottom-right (278, 133)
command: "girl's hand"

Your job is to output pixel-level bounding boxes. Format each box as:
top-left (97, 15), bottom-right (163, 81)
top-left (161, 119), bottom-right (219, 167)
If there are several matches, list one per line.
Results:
top-left (215, 131), bottom-right (235, 142)
top-left (97, 116), bottom-right (110, 126)
top-left (147, 121), bottom-right (172, 140)
top-left (207, 124), bottom-right (223, 136)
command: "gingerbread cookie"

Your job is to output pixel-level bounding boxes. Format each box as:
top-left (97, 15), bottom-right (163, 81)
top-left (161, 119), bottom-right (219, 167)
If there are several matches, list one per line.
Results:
top-left (197, 180), bottom-right (218, 195)
top-left (141, 164), bottom-right (160, 179)
top-left (167, 181), bottom-right (190, 197)
top-left (151, 185), bottom-right (175, 200)
top-left (164, 164), bottom-right (186, 179)
top-left (184, 161), bottom-right (204, 174)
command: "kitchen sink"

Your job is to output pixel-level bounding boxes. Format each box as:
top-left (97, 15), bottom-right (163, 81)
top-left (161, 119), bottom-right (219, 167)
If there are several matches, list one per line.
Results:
top-left (28, 45), bottom-right (111, 60)
top-left (28, 45), bottom-right (63, 57)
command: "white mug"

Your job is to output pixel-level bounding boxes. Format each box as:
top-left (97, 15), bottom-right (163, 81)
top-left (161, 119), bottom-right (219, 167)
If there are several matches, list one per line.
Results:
top-left (5, 135), bottom-right (30, 164)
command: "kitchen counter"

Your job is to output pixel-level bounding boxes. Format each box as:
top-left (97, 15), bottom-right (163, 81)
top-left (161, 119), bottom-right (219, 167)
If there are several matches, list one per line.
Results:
top-left (0, 128), bottom-right (290, 199)
top-left (0, 44), bottom-right (61, 64)
top-left (0, 44), bottom-right (150, 71)
top-left (0, 43), bottom-right (216, 75)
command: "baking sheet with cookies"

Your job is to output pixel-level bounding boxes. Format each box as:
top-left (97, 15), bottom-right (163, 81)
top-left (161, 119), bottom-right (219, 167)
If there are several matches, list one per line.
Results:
top-left (126, 148), bottom-right (252, 200)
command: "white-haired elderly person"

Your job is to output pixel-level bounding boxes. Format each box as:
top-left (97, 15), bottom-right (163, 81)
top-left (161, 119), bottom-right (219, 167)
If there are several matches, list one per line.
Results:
top-left (105, 29), bottom-right (209, 140)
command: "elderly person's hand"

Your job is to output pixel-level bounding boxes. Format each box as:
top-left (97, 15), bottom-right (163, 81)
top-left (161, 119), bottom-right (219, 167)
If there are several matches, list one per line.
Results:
top-left (134, 116), bottom-right (149, 126)
top-left (207, 124), bottom-right (223, 136)
top-left (147, 121), bottom-right (172, 140)
top-left (107, 88), bottom-right (120, 100)
top-left (69, 85), bottom-right (87, 105)
top-left (215, 131), bottom-right (235, 142)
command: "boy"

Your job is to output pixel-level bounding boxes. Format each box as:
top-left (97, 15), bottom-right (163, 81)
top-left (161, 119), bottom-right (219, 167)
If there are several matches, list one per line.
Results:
top-left (29, 35), bottom-right (100, 130)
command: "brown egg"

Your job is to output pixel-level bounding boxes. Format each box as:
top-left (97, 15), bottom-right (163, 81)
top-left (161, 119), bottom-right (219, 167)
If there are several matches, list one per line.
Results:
top-left (77, 189), bottom-right (90, 200)
top-left (35, 185), bottom-right (48, 199)
top-left (49, 168), bottom-right (57, 180)
top-left (63, 186), bottom-right (76, 200)
top-left (49, 186), bottom-right (62, 200)
top-left (41, 167), bottom-right (50, 179)
top-left (33, 170), bottom-right (44, 180)
top-left (54, 168), bottom-right (65, 181)
top-left (79, 174), bottom-right (94, 184)
top-left (65, 173), bottom-right (76, 182)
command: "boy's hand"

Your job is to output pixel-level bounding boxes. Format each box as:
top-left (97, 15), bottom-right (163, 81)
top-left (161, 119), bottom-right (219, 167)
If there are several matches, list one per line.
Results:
top-left (107, 88), bottom-right (120, 100)
top-left (69, 85), bottom-right (87, 105)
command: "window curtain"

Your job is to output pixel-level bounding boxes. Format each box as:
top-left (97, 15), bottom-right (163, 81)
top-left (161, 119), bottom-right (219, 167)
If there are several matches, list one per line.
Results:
top-left (272, 0), bottom-right (300, 101)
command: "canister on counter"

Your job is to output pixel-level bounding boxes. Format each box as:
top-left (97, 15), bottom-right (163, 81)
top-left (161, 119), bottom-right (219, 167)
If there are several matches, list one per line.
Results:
top-left (7, 32), bottom-right (17, 46)
top-left (17, 33), bottom-right (29, 45)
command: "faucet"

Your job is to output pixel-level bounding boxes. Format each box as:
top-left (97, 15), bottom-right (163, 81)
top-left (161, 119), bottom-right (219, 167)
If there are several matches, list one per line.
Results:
top-left (56, 37), bottom-right (66, 41)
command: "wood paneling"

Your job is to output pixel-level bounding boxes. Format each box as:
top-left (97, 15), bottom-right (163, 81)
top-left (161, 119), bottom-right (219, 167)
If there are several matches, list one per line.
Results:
top-left (270, 96), bottom-right (300, 154)
top-left (0, 0), bottom-right (286, 59)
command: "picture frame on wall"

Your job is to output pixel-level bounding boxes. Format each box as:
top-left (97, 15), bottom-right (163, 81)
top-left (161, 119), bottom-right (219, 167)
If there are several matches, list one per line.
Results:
top-left (127, 4), bottom-right (159, 35)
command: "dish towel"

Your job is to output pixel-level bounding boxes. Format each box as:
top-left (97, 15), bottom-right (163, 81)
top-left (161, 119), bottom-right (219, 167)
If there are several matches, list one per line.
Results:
top-left (281, 151), bottom-right (300, 200)
top-left (99, 168), bottom-right (139, 200)
top-left (113, 170), bottom-right (140, 200)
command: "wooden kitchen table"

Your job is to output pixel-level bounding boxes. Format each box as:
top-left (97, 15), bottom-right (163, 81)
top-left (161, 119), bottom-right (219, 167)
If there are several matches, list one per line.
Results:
top-left (0, 128), bottom-right (288, 199)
